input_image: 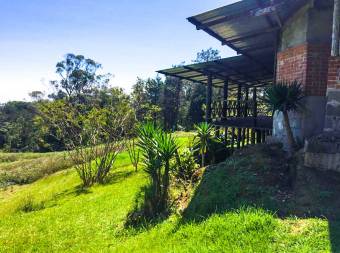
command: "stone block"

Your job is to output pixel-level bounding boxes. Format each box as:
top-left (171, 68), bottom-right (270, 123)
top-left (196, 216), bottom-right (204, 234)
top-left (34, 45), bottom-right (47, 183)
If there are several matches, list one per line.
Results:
top-left (304, 131), bottom-right (340, 172)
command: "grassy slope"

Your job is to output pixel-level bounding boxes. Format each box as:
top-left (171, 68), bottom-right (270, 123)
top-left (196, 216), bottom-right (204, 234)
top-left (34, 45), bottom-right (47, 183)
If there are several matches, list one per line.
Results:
top-left (0, 134), bottom-right (336, 253)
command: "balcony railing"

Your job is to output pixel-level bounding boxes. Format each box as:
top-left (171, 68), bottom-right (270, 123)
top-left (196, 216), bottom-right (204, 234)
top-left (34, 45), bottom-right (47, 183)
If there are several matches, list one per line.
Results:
top-left (212, 99), bottom-right (271, 119)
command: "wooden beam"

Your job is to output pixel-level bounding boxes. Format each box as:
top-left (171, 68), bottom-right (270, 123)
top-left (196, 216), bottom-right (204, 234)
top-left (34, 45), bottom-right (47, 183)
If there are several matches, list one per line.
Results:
top-left (187, 17), bottom-right (273, 75)
top-left (206, 74), bottom-right (213, 123)
top-left (227, 27), bottom-right (280, 43)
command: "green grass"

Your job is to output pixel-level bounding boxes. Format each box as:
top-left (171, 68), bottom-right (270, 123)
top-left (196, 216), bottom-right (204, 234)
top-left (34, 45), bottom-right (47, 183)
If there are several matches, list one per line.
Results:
top-left (0, 133), bottom-right (338, 252)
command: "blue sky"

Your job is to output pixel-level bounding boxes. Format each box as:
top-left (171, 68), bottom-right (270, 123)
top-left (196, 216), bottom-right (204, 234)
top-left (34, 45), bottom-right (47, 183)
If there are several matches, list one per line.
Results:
top-left (0, 0), bottom-right (238, 102)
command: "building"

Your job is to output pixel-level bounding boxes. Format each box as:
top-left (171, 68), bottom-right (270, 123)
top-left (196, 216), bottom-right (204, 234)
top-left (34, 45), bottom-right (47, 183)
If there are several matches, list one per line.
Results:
top-left (158, 0), bottom-right (340, 168)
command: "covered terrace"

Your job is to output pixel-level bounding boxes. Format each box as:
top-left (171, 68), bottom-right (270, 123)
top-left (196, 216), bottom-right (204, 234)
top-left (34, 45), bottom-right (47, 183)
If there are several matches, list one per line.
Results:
top-left (158, 53), bottom-right (274, 149)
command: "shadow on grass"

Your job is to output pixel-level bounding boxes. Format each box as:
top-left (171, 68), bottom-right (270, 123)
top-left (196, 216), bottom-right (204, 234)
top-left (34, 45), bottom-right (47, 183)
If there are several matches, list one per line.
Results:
top-left (124, 184), bottom-right (169, 231)
top-left (180, 144), bottom-right (340, 252)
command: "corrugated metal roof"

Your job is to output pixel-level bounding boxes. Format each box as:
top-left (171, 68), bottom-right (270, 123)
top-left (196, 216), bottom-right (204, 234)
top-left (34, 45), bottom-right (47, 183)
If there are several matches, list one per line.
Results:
top-left (187, 0), bottom-right (310, 71)
top-left (157, 54), bottom-right (274, 89)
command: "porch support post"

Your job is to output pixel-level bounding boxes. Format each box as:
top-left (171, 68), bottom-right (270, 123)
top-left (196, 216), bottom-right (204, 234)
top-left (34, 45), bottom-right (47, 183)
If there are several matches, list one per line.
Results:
top-left (244, 85), bottom-right (249, 146)
top-left (332, 0), bottom-right (340, 56)
top-left (222, 79), bottom-right (229, 143)
top-left (222, 79), bottom-right (229, 118)
top-left (251, 87), bottom-right (257, 144)
top-left (237, 84), bottom-right (242, 149)
top-left (206, 74), bottom-right (213, 123)
top-left (237, 84), bottom-right (242, 117)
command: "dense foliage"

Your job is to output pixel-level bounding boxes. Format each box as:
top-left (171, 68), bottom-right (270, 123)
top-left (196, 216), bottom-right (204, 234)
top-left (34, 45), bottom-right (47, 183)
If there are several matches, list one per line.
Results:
top-left (0, 49), bottom-right (221, 152)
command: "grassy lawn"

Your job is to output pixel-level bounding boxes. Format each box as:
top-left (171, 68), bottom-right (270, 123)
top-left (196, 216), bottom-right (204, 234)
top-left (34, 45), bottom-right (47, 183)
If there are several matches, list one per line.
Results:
top-left (0, 132), bottom-right (338, 252)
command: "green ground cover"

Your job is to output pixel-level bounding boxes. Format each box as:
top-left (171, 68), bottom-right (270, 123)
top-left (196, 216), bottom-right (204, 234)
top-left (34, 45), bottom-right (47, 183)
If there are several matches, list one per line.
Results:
top-left (0, 133), bottom-right (338, 252)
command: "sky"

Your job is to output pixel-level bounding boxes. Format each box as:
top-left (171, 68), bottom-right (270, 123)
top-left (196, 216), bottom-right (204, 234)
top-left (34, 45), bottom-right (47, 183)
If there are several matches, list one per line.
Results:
top-left (0, 0), bottom-right (238, 102)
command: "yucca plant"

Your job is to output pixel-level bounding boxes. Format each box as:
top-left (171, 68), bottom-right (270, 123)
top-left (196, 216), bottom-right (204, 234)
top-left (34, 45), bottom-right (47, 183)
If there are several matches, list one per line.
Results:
top-left (136, 122), bottom-right (178, 216)
top-left (194, 122), bottom-right (215, 167)
top-left (263, 81), bottom-right (304, 154)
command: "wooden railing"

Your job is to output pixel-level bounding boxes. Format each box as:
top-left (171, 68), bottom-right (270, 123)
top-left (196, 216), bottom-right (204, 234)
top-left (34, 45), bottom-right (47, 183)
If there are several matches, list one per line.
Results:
top-left (212, 99), bottom-right (270, 119)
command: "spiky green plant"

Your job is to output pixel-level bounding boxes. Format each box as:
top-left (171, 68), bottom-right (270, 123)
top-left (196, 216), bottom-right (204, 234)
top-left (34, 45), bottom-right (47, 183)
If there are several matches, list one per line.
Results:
top-left (194, 122), bottom-right (215, 167)
top-left (154, 131), bottom-right (178, 210)
top-left (263, 81), bottom-right (304, 153)
top-left (136, 122), bottom-right (178, 216)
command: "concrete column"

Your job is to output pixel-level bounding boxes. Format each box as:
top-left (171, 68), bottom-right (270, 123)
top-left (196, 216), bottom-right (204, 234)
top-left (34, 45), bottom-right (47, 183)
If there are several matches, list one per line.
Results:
top-left (332, 0), bottom-right (340, 56)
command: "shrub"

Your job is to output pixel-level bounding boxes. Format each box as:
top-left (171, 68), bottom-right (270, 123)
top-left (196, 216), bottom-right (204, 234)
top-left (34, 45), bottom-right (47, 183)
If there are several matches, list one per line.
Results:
top-left (16, 194), bottom-right (45, 213)
top-left (174, 148), bottom-right (200, 187)
top-left (193, 123), bottom-right (230, 166)
top-left (194, 122), bottom-right (215, 167)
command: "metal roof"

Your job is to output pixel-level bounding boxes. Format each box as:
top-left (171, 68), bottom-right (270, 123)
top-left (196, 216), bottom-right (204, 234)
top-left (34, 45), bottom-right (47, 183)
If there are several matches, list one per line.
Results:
top-left (157, 53), bottom-right (274, 89)
top-left (187, 0), bottom-right (310, 72)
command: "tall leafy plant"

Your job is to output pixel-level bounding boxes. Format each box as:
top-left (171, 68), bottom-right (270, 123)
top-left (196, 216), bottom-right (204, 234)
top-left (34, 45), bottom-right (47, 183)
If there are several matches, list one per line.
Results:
top-left (263, 81), bottom-right (304, 154)
top-left (194, 122), bottom-right (214, 167)
top-left (137, 123), bottom-right (178, 217)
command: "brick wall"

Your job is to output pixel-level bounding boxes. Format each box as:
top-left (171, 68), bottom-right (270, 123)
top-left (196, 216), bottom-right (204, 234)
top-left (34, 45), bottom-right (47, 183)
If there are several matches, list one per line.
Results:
top-left (327, 56), bottom-right (340, 89)
top-left (276, 44), bottom-right (330, 96)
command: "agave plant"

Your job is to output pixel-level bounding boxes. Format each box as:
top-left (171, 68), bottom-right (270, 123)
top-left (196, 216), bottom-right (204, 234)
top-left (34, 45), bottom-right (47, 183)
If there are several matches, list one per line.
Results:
top-left (263, 81), bottom-right (304, 154)
top-left (194, 122), bottom-right (215, 167)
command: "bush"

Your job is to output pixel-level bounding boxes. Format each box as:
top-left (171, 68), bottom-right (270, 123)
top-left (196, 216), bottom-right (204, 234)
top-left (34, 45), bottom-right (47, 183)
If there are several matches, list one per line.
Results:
top-left (174, 148), bottom-right (200, 187)
top-left (16, 194), bottom-right (45, 213)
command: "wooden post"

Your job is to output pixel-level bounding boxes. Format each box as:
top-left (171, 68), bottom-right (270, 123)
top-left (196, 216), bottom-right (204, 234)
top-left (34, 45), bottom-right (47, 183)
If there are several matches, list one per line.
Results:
top-left (251, 129), bottom-right (256, 144)
top-left (223, 79), bottom-right (229, 144)
top-left (206, 74), bottom-right (213, 123)
top-left (251, 87), bottom-right (257, 145)
top-left (332, 0), bottom-right (340, 56)
top-left (253, 87), bottom-right (257, 126)
top-left (242, 86), bottom-right (249, 147)
top-left (237, 84), bottom-right (242, 117)
top-left (245, 85), bottom-right (249, 117)
top-left (222, 79), bottom-right (229, 118)
top-left (237, 84), bottom-right (242, 149)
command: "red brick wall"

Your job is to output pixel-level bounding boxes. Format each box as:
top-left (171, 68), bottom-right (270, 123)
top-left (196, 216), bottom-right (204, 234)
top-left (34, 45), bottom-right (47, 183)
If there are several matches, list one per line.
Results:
top-left (327, 56), bottom-right (340, 89)
top-left (276, 44), bottom-right (330, 96)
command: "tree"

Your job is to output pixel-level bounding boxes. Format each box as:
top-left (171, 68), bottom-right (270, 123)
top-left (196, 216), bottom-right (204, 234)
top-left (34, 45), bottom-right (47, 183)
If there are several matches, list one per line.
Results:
top-left (162, 76), bottom-right (182, 130)
top-left (0, 101), bottom-right (39, 152)
top-left (49, 53), bottom-right (111, 103)
top-left (263, 81), bottom-right (304, 154)
top-left (38, 97), bottom-right (134, 187)
top-left (29, 91), bottom-right (45, 101)
top-left (130, 77), bottom-right (163, 124)
top-left (185, 48), bottom-right (221, 128)
top-left (192, 48), bottom-right (221, 63)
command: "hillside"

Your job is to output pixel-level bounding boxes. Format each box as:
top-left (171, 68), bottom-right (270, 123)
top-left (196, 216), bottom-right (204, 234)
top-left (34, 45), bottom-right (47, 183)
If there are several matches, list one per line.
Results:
top-left (0, 135), bottom-right (339, 252)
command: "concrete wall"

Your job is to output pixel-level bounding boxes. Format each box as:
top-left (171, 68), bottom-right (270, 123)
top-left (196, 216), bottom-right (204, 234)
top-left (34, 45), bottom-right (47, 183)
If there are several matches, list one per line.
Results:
top-left (326, 57), bottom-right (340, 131)
top-left (273, 1), bottom-right (332, 146)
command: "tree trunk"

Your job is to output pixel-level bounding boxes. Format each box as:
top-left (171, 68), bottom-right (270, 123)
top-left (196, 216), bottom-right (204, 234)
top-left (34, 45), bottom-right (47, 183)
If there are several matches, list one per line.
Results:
top-left (282, 110), bottom-right (296, 155)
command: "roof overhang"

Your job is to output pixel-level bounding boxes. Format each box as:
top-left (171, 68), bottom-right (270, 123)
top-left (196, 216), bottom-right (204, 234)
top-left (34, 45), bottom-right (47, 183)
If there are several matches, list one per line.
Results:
top-left (157, 54), bottom-right (274, 89)
top-left (187, 0), bottom-right (310, 70)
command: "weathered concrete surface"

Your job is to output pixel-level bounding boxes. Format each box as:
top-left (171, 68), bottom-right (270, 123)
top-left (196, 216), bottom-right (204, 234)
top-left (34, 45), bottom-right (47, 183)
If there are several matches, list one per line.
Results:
top-left (304, 131), bottom-right (340, 172)
top-left (273, 96), bottom-right (326, 148)
top-left (325, 89), bottom-right (340, 131)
